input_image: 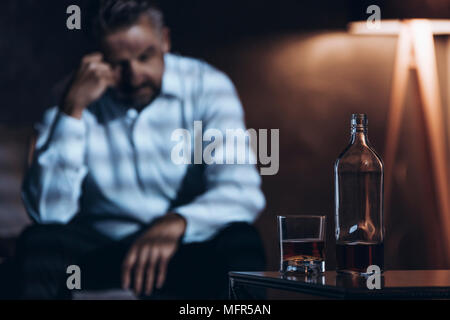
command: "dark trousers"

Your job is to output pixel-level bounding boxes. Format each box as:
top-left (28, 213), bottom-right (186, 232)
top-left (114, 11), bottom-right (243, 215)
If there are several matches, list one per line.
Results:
top-left (0, 220), bottom-right (265, 300)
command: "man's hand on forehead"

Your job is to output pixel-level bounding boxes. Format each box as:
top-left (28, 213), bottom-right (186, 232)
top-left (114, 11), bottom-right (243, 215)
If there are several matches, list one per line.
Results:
top-left (61, 52), bottom-right (119, 119)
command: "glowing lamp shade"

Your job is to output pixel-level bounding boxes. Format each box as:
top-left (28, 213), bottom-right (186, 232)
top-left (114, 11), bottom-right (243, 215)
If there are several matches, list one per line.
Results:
top-left (348, 19), bottom-right (450, 35)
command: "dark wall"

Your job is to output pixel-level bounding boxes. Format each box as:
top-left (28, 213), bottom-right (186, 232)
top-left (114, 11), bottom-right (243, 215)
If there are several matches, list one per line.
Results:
top-left (0, 0), bottom-right (352, 124)
top-left (2, 0), bottom-right (448, 123)
top-left (2, 0), bottom-right (449, 124)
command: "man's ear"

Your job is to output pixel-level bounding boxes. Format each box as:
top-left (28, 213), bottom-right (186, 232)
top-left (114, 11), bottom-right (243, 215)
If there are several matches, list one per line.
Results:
top-left (161, 27), bottom-right (171, 53)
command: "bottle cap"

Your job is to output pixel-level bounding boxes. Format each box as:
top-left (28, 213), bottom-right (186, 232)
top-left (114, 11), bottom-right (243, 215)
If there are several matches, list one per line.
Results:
top-left (351, 114), bottom-right (368, 127)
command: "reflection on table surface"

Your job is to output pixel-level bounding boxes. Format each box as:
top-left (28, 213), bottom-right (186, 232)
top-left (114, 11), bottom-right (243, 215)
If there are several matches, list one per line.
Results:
top-left (233, 270), bottom-right (450, 289)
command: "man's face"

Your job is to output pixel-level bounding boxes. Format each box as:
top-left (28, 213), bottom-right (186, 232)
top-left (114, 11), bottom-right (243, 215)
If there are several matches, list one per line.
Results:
top-left (101, 16), bottom-right (170, 109)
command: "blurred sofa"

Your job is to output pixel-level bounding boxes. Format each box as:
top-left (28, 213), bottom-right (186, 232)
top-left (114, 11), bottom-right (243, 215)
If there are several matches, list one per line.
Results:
top-left (0, 126), bottom-right (32, 248)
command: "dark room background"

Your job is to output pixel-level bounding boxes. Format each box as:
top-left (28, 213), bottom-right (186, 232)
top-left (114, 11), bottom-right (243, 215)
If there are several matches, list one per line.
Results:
top-left (1, 0), bottom-right (450, 271)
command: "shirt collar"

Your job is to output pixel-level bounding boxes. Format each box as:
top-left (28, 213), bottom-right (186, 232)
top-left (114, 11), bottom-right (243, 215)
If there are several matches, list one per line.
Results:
top-left (161, 53), bottom-right (183, 99)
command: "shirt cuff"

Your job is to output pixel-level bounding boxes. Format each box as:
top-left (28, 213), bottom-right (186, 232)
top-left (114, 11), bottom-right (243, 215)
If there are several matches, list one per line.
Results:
top-left (173, 205), bottom-right (218, 244)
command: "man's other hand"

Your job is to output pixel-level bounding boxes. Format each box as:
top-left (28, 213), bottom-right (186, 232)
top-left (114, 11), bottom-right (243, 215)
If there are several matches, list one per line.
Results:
top-left (61, 52), bottom-right (118, 119)
top-left (121, 213), bottom-right (187, 296)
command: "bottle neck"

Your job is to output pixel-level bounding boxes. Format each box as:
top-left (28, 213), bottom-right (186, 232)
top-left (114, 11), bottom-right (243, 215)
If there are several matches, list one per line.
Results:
top-left (350, 127), bottom-right (369, 146)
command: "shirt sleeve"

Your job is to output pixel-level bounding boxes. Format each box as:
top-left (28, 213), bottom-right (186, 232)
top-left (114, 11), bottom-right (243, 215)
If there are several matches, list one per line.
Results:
top-left (174, 66), bottom-right (266, 243)
top-left (21, 107), bottom-right (88, 224)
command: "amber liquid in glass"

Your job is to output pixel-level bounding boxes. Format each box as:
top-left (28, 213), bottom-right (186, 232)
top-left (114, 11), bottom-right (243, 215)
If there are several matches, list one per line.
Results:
top-left (282, 239), bottom-right (325, 273)
top-left (336, 241), bottom-right (384, 274)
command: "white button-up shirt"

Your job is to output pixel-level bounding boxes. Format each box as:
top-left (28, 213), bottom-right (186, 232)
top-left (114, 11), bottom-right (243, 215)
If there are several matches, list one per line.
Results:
top-left (22, 53), bottom-right (265, 243)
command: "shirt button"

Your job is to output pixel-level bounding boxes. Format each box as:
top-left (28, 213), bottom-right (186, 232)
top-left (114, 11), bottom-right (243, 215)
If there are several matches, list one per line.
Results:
top-left (127, 108), bottom-right (138, 119)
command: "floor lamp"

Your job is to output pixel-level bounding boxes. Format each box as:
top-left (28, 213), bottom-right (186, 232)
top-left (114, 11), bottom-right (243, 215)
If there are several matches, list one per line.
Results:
top-left (349, 19), bottom-right (450, 257)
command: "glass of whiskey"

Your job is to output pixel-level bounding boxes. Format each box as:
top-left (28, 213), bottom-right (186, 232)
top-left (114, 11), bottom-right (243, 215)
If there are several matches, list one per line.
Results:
top-left (277, 215), bottom-right (326, 274)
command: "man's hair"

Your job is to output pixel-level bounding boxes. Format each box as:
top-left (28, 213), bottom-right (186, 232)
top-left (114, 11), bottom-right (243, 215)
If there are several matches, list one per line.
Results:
top-left (95, 0), bottom-right (164, 38)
